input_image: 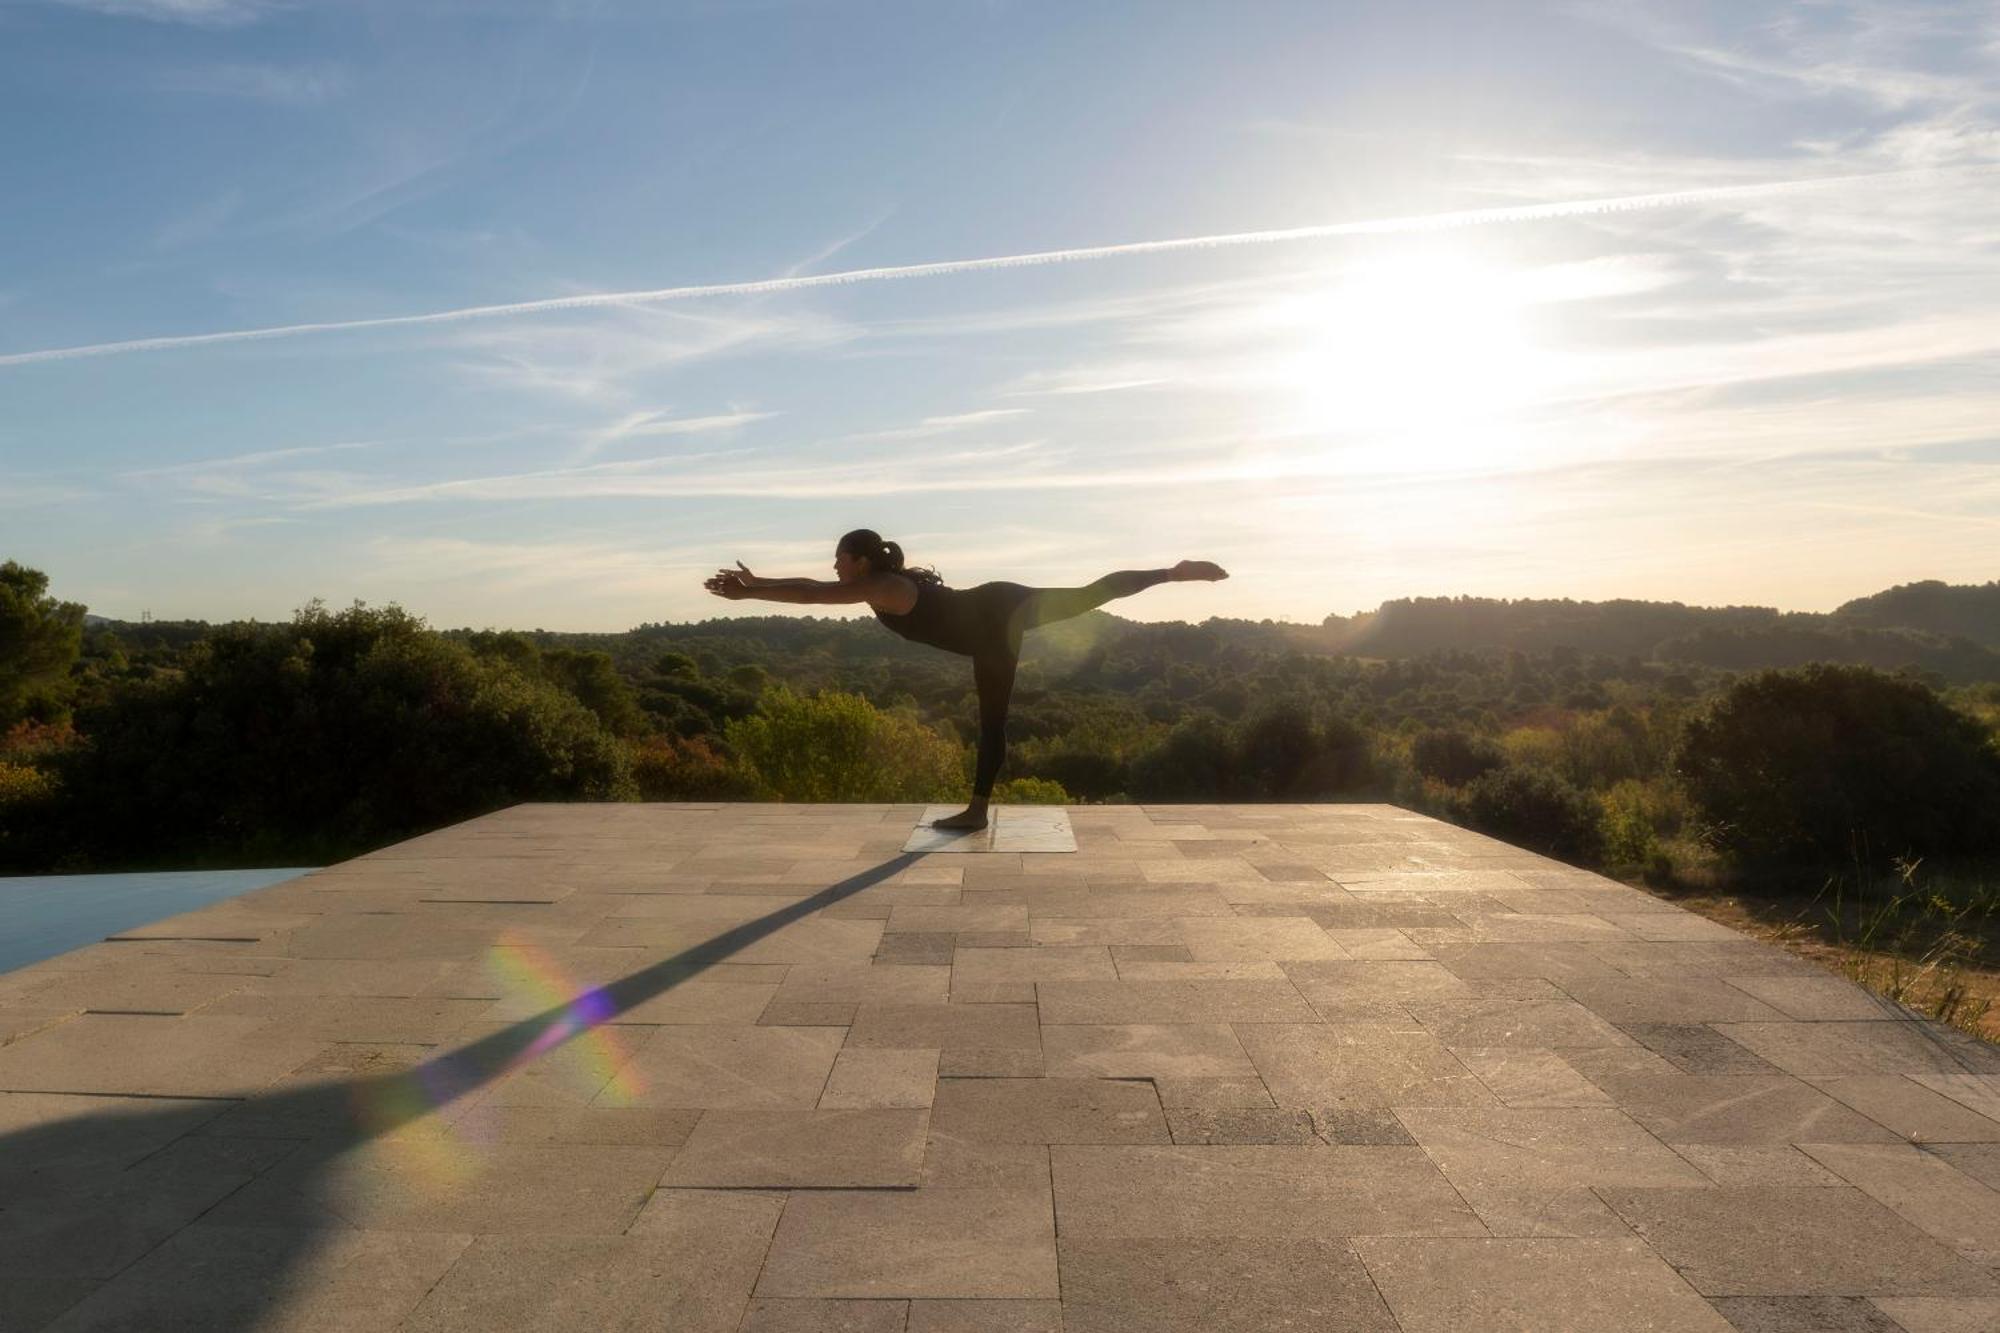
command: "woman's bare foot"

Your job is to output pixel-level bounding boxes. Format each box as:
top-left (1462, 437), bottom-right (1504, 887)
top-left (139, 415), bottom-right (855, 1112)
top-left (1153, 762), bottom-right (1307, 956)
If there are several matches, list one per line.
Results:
top-left (1171, 559), bottom-right (1229, 581)
top-left (931, 800), bottom-right (990, 831)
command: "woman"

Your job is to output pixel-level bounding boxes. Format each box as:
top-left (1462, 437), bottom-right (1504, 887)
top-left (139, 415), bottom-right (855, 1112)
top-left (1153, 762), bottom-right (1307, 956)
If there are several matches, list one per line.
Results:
top-left (704, 528), bottom-right (1228, 830)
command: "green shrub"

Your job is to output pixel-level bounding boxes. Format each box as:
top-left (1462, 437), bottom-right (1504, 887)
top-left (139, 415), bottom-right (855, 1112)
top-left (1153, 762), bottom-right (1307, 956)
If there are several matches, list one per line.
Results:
top-left (990, 776), bottom-right (1070, 805)
top-left (1454, 763), bottom-right (1604, 863)
top-left (1599, 778), bottom-right (1658, 866)
top-left (1672, 663), bottom-right (2000, 868)
top-left (627, 733), bottom-right (762, 800)
top-left (1411, 727), bottom-right (1505, 785)
top-left (724, 685), bottom-right (964, 802)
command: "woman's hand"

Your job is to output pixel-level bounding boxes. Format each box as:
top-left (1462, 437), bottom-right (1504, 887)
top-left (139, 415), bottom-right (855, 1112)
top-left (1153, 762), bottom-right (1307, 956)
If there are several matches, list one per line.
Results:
top-left (703, 562), bottom-right (757, 599)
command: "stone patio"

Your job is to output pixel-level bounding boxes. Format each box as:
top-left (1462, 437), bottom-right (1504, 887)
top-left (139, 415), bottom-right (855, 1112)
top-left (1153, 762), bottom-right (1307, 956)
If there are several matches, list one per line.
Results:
top-left (4, 802), bottom-right (2000, 1331)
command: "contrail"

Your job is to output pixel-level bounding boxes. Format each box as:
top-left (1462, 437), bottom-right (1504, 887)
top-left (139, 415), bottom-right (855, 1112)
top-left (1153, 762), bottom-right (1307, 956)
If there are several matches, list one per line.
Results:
top-left (1, 165), bottom-right (1977, 368)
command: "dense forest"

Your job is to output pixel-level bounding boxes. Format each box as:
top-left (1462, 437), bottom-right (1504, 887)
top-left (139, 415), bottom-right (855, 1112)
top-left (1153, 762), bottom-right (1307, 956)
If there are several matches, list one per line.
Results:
top-left (6, 562), bottom-right (1999, 901)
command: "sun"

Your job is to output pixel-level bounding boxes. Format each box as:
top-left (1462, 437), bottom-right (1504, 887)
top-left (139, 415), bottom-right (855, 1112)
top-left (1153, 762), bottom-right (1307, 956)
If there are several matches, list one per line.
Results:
top-left (1275, 249), bottom-right (1548, 469)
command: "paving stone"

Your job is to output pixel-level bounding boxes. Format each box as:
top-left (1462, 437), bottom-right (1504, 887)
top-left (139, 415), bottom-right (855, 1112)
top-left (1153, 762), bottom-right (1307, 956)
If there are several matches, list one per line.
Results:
top-left (41, 1226), bottom-right (473, 1332)
top-left (1726, 975), bottom-right (1904, 1021)
top-left (1808, 1076), bottom-right (2000, 1143)
top-left (950, 947), bottom-right (1116, 992)
top-left (738, 1299), bottom-right (910, 1332)
top-left (1394, 1106), bottom-right (1710, 1191)
top-left (1716, 1023), bottom-right (1996, 1078)
top-left (592, 1025), bottom-right (845, 1109)
top-left (1452, 1048), bottom-right (1613, 1107)
top-left (1038, 1023), bottom-right (1256, 1080)
top-left (937, 1047), bottom-right (1044, 1077)
top-left (202, 992), bottom-right (495, 1042)
top-left (906, 1298), bottom-right (1062, 1331)
top-left (1452, 1183), bottom-right (1637, 1238)
top-left (1429, 942), bottom-right (1625, 985)
top-left (930, 1077), bottom-right (1168, 1144)
top-left (1927, 1143), bottom-right (2000, 1189)
top-left (1589, 1073), bottom-right (1899, 1144)
top-left (848, 1003), bottom-right (1040, 1051)
top-left (1708, 1296), bottom-right (1905, 1331)
top-left (777, 963), bottom-right (950, 1006)
top-left (1354, 1236), bottom-right (1734, 1332)
top-left (1869, 1296), bottom-right (2000, 1331)
top-left (1800, 1143), bottom-right (2000, 1256)
top-left (209, 1136), bottom-right (674, 1234)
top-left (1911, 1075), bottom-right (2000, 1120)
top-left (449, 1103), bottom-right (702, 1147)
top-left (576, 916), bottom-right (884, 963)
top-left (664, 1108), bottom-right (928, 1186)
top-left (401, 1189), bottom-right (779, 1332)
top-left (875, 934), bottom-right (957, 965)
top-left (1620, 1023), bottom-right (1783, 1074)
top-left (1597, 1186), bottom-right (2000, 1296)
top-left (1151, 1074), bottom-right (1277, 1109)
top-left (1165, 1106), bottom-right (1318, 1144)
top-left (0, 1013), bottom-right (331, 1098)
top-left (1669, 1144), bottom-right (1848, 1186)
top-left (11, 966), bottom-right (255, 1015)
top-left (1102, 959), bottom-right (1289, 981)
top-left (1050, 1144), bottom-right (1482, 1238)
top-left (819, 1048), bottom-right (939, 1108)
top-left (0, 1091), bottom-right (234, 1183)
top-left (1176, 917), bottom-right (1348, 961)
top-left (1310, 1107), bottom-right (1416, 1144)
top-left (757, 1186), bottom-right (1058, 1299)
top-left (1058, 1236), bottom-right (1397, 1331)
top-left (1281, 960), bottom-right (1473, 1021)
top-left (1410, 992), bottom-right (1630, 1047)
top-left (1036, 980), bottom-right (1316, 1023)
top-left (1237, 1023), bottom-right (1495, 1110)
top-left (1562, 976), bottom-right (1788, 1025)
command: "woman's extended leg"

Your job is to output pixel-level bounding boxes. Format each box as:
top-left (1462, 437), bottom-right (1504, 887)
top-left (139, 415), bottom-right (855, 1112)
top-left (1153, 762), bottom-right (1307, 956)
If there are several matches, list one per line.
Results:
top-left (930, 643), bottom-right (1018, 831)
top-left (1018, 560), bottom-right (1226, 631)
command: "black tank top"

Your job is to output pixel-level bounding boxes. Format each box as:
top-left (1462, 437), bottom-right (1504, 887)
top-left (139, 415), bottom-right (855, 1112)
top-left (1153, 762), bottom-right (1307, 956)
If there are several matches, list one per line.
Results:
top-left (872, 579), bottom-right (984, 655)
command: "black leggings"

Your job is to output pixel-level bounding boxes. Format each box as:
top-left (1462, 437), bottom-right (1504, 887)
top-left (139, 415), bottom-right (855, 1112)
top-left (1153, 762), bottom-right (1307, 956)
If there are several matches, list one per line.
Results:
top-left (964, 569), bottom-right (1173, 799)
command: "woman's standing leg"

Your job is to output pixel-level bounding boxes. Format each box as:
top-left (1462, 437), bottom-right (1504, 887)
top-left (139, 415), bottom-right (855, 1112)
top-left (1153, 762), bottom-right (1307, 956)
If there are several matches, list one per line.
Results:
top-left (930, 637), bottom-right (1019, 831)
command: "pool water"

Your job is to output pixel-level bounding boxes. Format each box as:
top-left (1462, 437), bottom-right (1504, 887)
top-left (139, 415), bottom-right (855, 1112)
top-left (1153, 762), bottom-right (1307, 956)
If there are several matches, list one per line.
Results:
top-left (0, 867), bottom-right (316, 975)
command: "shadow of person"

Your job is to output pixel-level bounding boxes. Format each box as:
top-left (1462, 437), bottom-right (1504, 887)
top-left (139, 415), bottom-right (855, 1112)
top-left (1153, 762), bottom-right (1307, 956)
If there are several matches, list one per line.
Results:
top-left (0, 850), bottom-right (929, 1331)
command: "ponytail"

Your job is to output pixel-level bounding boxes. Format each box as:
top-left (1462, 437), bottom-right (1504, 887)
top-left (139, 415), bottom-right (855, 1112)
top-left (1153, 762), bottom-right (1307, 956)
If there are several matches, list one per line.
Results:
top-left (840, 528), bottom-right (944, 587)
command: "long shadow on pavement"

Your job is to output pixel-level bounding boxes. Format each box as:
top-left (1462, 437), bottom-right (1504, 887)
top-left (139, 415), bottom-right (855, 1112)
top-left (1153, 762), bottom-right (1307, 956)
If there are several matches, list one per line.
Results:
top-left (0, 849), bottom-right (930, 1331)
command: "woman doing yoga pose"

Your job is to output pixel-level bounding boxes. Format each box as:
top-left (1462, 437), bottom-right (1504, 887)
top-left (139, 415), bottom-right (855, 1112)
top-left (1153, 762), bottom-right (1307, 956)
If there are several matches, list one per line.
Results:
top-left (704, 528), bottom-right (1228, 830)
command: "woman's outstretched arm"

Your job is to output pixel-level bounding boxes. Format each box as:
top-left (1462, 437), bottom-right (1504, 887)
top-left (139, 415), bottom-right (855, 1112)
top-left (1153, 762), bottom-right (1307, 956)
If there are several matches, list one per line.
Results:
top-left (704, 569), bottom-right (872, 604)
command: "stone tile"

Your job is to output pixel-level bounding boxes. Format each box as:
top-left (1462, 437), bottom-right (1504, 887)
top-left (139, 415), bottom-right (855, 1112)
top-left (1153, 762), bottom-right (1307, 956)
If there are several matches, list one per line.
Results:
top-left (1050, 1144), bottom-right (1482, 1238)
top-left (1035, 980), bottom-right (1316, 1023)
top-left (450, 1104), bottom-right (702, 1147)
top-left (1594, 942), bottom-right (1819, 979)
top-left (1395, 1106), bottom-right (1710, 1192)
top-left (1177, 917), bottom-right (1347, 961)
top-left (1103, 960), bottom-right (1288, 981)
top-left (593, 1026), bottom-right (845, 1109)
top-left (1436, 913), bottom-right (1636, 944)
top-left (875, 934), bottom-right (956, 965)
top-left (938, 1047), bottom-right (1044, 1078)
top-left (1727, 975), bottom-right (1904, 1021)
top-left (1324, 927), bottom-right (1432, 960)
top-left (1281, 960), bottom-right (1473, 1021)
top-left (1599, 912), bottom-right (1743, 942)
top-left (930, 1077), bottom-right (1168, 1144)
top-left (1911, 1075), bottom-right (2000, 1120)
top-left (1354, 1236), bottom-right (1734, 1332)
top-left (1869, 1296), bottom-right (2000, 1332)
top-left (0, 1090), bottom-right (234, 1183)
top-left (42, 1227), bottom-right (472, 1332)
top-left (1809, 1076), bottom-right (2000, 1143)
top-left (664, 1108), bottom-right (928, 1186)
top-left (1452, 1048), bottom-right (1614, 1107)
top-left (1038, 1023), bottom-right (1255, 1080)
top-left (1591, 1073), bottom-right (1899, 1144)
top-left (1620, 1023), bottom-right (1782, 1074)
top-left (1165, 1106), bottom-right (1318, 1144)
top-left (402, 1188), bottom-right (780, 1332)
top-left (575, 917), bottom-right (884, 963)
top-left (1597, 1186), bottom-right (2000, 1296)
top-left (819, 1048), bottom-right (939, 1109)
top-left (1928, 1143), bottom-right (2000, 1189)
top-left (847, 1003), bottom-right (1040, 1051)
top-left (888, 904), bottom-right (1030, 934)
top-left (1430, 941), bottom-right (1625, 985)
top-left (200, 993), bottom-right (494, 1042)
top-left (1410, 993), bottom-right (1629, 1048)
top-left (1311, 1107), bottom-right (1417, 1145)
top-left (1670, 1144), bottom-right (1848, 1187)
top-left (1151, 1074), bottom-right (1276, 1109)
top-left (1716, 1023), bottom-right (1992, 1078)
top-left (209, 1137), bottom-right (673, 1234)
top-left (1, 1134), bottom-right (299, 1282)
top-left (1058, 1236), bottom-right (1397, 1331)
top-left (1561, 976), bottom-right (1788, 1025)
top-left (757, 1187), bottom-right (1058, 1299)
top-left (739, 1300), bottom-right (909, 1332)
top-left (950, 946), bottom-right (1115, 989)
top-left (1237, 1023), bottom-right (1495, 1110)
top-left (906, 1299), bottom-right (1062, 1331)
top-left (1800, 1143), bottom-right (2000, 1256)
top-left (1030, 918), bottom-right (1182, 946)
top-left (1453, 1184), bottom-right (1637, 1238)
top-left (1709, 1296), bottom-right (1905, 1331)
top-left (0, 1013), bottom-right (330, 1098)
top-left (12, 966), bottom-right (254, 1015)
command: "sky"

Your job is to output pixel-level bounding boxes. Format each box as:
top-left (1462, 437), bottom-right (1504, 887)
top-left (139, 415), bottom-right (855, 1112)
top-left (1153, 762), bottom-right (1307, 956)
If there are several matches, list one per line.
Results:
top-left (2, 0), bottom-right (1997, 631)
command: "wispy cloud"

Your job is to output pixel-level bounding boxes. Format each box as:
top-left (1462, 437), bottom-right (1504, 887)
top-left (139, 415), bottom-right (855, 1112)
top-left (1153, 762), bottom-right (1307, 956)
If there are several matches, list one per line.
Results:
top-left (6, 166), bottom-right (1960, 368)
top-left (120, 441), bottom-right (375, 481)
top-left (46, 0), bottom-right (278, 26)
top-left (155, 61), bottom-right (347, 105)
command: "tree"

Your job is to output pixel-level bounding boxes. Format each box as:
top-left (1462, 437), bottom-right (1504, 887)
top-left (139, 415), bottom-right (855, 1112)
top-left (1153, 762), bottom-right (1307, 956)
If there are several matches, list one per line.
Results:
top-left (0, 561), bottom-right (85, 726)
top-left (1454, 764), bottom-right (1604, 863)
top-left (723, 685), bottom-right (963, 802)
top-left (1672, 663), bottom-right (2000, 869)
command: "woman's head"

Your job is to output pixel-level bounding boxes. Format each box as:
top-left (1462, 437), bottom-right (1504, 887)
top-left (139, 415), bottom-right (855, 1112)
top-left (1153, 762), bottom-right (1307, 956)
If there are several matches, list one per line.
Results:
top-left (835, 529), bottom-right (942, 586)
